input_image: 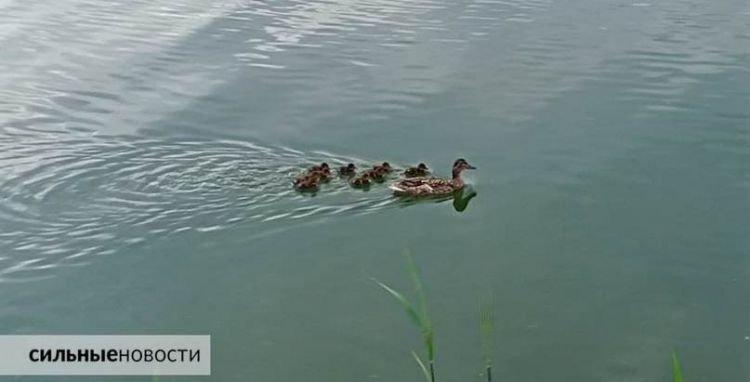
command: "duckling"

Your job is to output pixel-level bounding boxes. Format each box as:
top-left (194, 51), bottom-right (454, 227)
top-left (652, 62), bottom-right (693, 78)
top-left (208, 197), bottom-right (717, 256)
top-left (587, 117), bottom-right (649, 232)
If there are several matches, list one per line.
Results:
top-left (307, 169), bottom-right (331, 182)
top-left (374, 162), bottom-right (392, 173)
top-left (308, 162), bottom-right (329, 172)
top-left (294, 175), bottom-right (320, 191)
top-left (338, 163), bottom-right (357, 176)
top-left (362, 162), bottom-right (390, 182)
top-left (362, 168), bottom-right (386, 182)
top-left (404, 163), bottom-right (429, 177)
top-left (350, 173), bottom-right (371, 188)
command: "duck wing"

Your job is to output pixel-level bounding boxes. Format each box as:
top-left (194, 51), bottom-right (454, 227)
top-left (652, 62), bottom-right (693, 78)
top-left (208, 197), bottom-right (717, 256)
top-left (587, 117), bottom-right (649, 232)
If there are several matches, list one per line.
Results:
top-left (418, 177), bottom-right (453, 186)
top-left (389, 177), bottom-right (455, 196)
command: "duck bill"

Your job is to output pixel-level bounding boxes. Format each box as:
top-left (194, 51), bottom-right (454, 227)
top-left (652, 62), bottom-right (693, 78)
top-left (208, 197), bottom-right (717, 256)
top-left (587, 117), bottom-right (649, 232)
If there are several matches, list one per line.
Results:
top-left (467, 165), bottom-right (477, 169)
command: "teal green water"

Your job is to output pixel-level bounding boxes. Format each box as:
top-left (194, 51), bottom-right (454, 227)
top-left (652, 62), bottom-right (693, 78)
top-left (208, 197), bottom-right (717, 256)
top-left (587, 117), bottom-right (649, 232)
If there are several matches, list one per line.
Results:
top-left (1, 0), bottom-right (749, 380)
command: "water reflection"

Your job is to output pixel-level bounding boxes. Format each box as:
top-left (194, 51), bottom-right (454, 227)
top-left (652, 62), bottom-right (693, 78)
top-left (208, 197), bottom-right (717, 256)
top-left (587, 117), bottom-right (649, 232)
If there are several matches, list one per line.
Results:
top-left (452, 186), bottom-right (477, 212)
top-left (394, 185), bottom-right (477, 212)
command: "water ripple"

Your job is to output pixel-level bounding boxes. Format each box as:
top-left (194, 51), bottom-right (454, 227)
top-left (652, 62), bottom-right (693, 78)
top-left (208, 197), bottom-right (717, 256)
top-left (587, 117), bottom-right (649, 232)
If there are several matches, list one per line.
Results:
top-left (0, 131), bottom-right (402, 282)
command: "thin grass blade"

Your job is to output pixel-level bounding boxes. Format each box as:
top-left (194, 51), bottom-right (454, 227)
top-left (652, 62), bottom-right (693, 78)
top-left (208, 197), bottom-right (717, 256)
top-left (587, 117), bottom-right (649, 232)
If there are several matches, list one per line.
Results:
top-left (411, 350), bottom-right (432, 382)
top-left (672, 352), bottom-right (683, 382)
top-left (403, 253), bottom-right (434, 361)
top-left (375, 254), bottom-right (436, 382)
top-left (404, 253), bottom-right (428, 324)
top-left (372, 278), bottom-right (422, 328)
top-left (480, 296), bottom-right (494, 366)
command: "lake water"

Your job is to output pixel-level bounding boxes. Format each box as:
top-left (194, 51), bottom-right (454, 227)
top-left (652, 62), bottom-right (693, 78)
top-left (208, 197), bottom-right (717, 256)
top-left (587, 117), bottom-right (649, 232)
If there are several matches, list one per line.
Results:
top-left (0, 0), bottom-right (748, 380)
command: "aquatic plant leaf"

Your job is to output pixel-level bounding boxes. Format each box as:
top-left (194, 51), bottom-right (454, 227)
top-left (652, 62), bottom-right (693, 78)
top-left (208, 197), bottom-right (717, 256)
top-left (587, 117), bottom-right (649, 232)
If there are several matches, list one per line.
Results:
top-left (405, 254), bottom-right (427, 319)
top-left (480, 296), bottom-right (494, 366)
top-left (424, 330), bottom-right (434, 363)
top-left (373, 278), bottom-right (422, 329)
top-left (404, 252), bottom-right (434, 360)
top-left (672, 352), bottom-right (683, 382)
top-left (374, 253), bottom-right (436, 381)
top-left (411, 350), bottom-right (432, 382)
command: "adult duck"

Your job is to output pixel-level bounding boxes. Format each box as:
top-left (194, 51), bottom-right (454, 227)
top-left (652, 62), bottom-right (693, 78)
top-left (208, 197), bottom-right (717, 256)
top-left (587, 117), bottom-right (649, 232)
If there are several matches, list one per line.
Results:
top-left (389, 158), bottom-right (476, 197)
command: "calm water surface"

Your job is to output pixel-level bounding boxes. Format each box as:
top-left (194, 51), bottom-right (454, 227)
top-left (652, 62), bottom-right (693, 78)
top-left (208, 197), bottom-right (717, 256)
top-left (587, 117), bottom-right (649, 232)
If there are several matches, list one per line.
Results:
top-left (0, 0), bottom-right (749, 380)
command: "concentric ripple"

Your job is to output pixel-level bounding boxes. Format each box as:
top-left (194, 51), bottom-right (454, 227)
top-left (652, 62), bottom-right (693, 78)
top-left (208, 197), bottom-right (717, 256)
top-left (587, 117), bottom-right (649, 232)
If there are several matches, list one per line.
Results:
top-left (0, 130), bottom-right (403, 282)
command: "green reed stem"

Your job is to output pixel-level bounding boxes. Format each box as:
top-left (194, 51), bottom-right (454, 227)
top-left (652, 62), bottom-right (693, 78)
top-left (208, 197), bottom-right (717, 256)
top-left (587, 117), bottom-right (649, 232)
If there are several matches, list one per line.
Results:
top-left (373, 251), bottom-right (435, 382)
top-left (480, 295), bottom-right (494, 382)
top-left (672, 352), bottom-right (683, 382)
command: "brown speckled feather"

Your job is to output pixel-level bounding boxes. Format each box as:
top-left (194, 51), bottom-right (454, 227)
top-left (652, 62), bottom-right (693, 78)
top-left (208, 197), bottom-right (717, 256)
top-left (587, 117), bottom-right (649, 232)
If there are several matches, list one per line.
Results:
top-left (390, 177), bottom-right (458, 196)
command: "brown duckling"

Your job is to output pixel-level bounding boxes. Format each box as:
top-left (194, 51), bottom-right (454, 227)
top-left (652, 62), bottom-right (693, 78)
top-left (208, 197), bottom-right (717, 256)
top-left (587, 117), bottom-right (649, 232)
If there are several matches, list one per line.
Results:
top-left (404, 163), bottom-right (429, 177)
top-left (307, 169), bottom-right (331, 182)
top-left (374, 162), bottom-right (392, 173)
top-left (362, 168), bottom-right (384, 182)
top-left (294, 175), bottom-right (320, 191)
top-left (338, 163), bottom-right (357, 176)
top-left (308, 162), bottom-right (329, 172)
top-left (350, 173), bottom-right (371, 188)
top-left (361, 162), bottom-right (390, 182)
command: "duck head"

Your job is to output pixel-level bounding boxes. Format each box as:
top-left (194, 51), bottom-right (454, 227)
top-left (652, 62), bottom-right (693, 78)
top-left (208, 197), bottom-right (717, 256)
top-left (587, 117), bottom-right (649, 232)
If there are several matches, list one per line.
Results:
top-left (417, 163), bottom-right (428, 170)
top-left (452, 158), bottom-right (476, 178)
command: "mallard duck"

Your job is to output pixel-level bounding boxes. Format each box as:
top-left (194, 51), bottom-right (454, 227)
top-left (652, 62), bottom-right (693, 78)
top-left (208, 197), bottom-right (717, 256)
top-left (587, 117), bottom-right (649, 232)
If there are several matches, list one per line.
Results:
top-left (389, 158), bottom-right (476, 196)
top-left (294, 175), bottom-right (320, 191)
top-left (338, 163), bottom-right (357, 176)
top-left (404, 163), bottom-right (429, 177)
top-left (350, 173), bottom-right (371, 188)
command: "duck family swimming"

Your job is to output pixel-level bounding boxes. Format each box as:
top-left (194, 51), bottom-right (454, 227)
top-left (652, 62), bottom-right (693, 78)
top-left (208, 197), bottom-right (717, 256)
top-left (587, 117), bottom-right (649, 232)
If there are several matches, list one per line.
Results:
top-left (294, 158), bottom-right (475, 196)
